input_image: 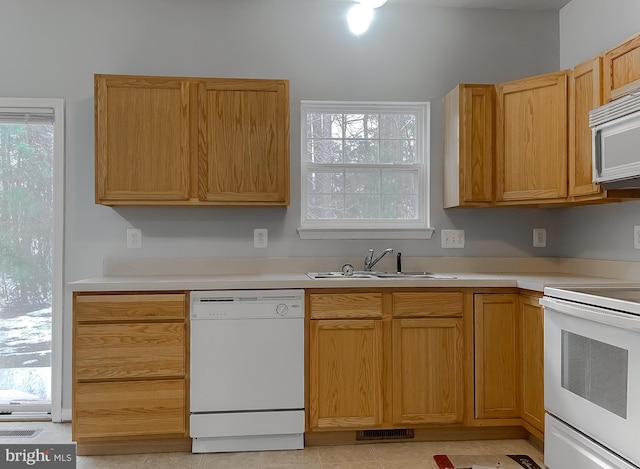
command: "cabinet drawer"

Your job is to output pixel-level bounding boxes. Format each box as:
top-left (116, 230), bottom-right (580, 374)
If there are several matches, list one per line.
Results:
top-left (392, 292), bottom-right (463, 317)
top-left (309, 293), bottom-right (383, 319)
top-left (74, 379), bottom-right (186, 438)
top-left (75, 294), bottom-right (186, 322)
top-left (75, 323), bottom-right (185, 380)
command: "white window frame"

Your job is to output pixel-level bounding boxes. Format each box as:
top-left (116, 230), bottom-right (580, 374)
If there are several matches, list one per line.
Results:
top-left (0, 98), bottom-right (65, 421)
top-left (298, 100), bottom-right (433, 240)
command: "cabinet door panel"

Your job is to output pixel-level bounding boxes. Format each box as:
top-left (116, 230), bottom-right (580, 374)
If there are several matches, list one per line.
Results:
top-left (520, 295), bottom-right (544, 433)
top-left (474, 294), bottom-right (519, 419)
top-left (309, 319), bottom-right (383, 429)
top-left (603, 32), bottom-right (640, 102)
top-left (496, 72), bottom-right (568, 203)
top-left (392, 318), bottom-right (464, 425)
top-left (95, 75), bottom-right (190, 203)
top-left (570, 58), bottom-right (603, 198)
top-left (74, 380), bottom-right (186, 438)
top-left (75, 323), bottom-right (185, 380)
top-left (198, 79), bottom-right (289, 205)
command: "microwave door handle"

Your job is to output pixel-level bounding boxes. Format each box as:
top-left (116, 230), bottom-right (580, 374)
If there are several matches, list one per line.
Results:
top-left (594, 129), bottom-right (602, 176)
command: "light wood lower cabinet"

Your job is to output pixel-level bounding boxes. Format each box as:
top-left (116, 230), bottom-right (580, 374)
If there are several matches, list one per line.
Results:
top-left (474, 293), bottom-right (520, 419)
top-left (72, 292), bottom-right (190, 455)
top-left (307, 289), bottom-right (466, 432)
top-left (473, 292), bottom-right (545, 435)
top-left (309, 319), bottom-right (384, 429)
top-left (519, 294), bottom-right (544, 434)
top-left (392, 317), bottom-right (464, 425)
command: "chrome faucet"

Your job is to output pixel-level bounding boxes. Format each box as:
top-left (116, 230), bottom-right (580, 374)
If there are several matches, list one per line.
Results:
top-left (363, 248), bottom-right (393, 271)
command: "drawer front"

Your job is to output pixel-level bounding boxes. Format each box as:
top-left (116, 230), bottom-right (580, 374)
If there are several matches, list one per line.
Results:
top-left (392, 292), bottom-right (463, 317)
top-left (74, 379), bottom-right (186, 438)
top-left (75, 323), bottom-right (185, 380)
top-left (75, 293), bottom-right (186, 322)
top-left (309, 293), bottom-right (383, 319)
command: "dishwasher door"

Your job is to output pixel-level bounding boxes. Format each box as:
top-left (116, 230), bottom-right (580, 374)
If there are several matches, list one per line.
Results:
top-left (190, 316), bottom-right (304, 413)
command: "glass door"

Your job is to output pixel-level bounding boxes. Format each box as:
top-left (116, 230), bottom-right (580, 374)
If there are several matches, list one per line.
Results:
top-left (0, 104), bottom-right (60, 415)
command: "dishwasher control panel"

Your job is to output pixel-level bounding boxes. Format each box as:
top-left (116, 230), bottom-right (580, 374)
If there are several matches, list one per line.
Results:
top-left (190, 289), bottom-right (304, 320)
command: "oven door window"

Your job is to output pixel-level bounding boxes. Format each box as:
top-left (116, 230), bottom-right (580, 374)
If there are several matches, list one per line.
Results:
top-left (561, 330), bottom-right (628, 419)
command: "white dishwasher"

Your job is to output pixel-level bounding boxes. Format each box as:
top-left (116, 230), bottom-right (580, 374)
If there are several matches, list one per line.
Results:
top-left (190, 289), bottom-right (305, 453)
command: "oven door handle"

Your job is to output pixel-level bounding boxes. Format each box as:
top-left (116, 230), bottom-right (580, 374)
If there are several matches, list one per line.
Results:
top-left (540, 297), bottom-right (640, 331)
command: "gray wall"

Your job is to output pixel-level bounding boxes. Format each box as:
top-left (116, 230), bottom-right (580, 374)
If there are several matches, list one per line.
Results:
top-left (1, 0), bottom-right (562, 284)
top-left (558, 0), bottom-right (640, 261)
top-left (1, 0), bottom-right (563, 413)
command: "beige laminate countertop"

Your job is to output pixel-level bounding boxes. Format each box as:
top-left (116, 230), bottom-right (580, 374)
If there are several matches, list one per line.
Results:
top-left (68, 272), bottom-right (637, 293)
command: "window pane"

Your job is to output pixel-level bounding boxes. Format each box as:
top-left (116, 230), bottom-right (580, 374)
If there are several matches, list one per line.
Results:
top-left (345, 140), bottom-right (378, 164)
top-left (345, 195), bottom-right (380, 219)
top-left (381, 171), bottom-right (417, 194)
top-left (306, 113), bottom-right (343, 139)
top-left (380, 139), bottom-right (416, 164)
top-left (344, 114), bottom-right (379, 139)
top-left (380, 114), bottom-right (416, 139)
top-left (345, 169), bottom-right (380, 194)
top-left (381, 195), bottom-right (418, 219)
top-left (307, 194), bottom-right (344, 219)
top-left (307, 139), bottom-right (343, 163)
top-left (307, 170), bottom-right (344, 194)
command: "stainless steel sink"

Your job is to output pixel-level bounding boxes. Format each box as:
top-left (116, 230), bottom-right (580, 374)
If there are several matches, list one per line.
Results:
top-left (306, 272), bottom-right (456, 280)
top-left (306, 271), bottom-right (378, 279)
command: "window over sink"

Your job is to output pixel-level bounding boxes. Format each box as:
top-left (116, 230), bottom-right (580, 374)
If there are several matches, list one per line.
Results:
top-left (298, 101), bottom-right (432, 240)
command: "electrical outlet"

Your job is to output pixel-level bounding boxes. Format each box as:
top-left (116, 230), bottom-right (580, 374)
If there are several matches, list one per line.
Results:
top-left (635, 226), bottom-right (640, 249)
top-left (126, 228), bottom-right (142, 249)
top-left (441, 229), bottom-right (465, 248)
top-left (533, 228), bottom-right (547, 248)
top-left (254, 228), bottom-right (268, 248)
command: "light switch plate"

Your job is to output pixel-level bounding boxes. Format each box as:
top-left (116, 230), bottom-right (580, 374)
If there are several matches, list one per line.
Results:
top-left (442, 229), bottom-right (465, 248)
top-left (635, 226), bottom-right (640, 249)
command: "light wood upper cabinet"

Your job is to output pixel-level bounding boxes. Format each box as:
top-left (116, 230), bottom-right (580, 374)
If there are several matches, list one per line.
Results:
top-left (309, 318), bottom-right (384, 429)
top-left (474, 293), bottom-right (519, 419)
top-left (603, 32), bottom-right (640, 102)
top-left (569, 57), bottom-right (604, 199)
top-left (392, 317), bottom-right (464, 425)
top-left (496, 71), bottom-right (569, 204)
top-left (444, 84), bottom-right (495, 207)
top-left (95, 75), bottom-right (191, 203)
top-left (95, 74), bottom-right (289, 206)
top-left (197, 79), bottom-right (289, 204)
top-left (519, 294), bottom-right (544, 435)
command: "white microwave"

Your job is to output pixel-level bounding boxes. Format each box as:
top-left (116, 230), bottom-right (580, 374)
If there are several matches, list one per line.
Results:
top-left (590, 89), bottom-right (640, 189)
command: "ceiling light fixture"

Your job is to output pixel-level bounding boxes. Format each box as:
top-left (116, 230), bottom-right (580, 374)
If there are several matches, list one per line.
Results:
top-left (347, 0), bottom-right (387, 36)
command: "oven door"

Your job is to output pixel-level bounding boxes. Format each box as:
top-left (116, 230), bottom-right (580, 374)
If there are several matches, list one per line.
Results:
top-left (542, 297), bottom-right (640, 467)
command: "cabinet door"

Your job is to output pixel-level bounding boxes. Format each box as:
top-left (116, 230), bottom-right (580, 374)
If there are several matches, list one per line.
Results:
top-left (309, 319), bottom-right (383, 429)
top-left (392, 318), bottom-right (464, 425)
top-left (496, 71), bottom-right (568, 203)
top-left (603, 32), bottom-right (640, 102)
top-left (520, 295), bottom-right (544, 433)
top-left (569, 58), bottom-right (604, 198)
top-left (95, 75), bottom-right (191, 204)
top-left (198, 79), bottom-right (289, 205)
top-left (444, 84), bottom-right (495, 207)
top-left (474, 294), bottom-right (519, 419)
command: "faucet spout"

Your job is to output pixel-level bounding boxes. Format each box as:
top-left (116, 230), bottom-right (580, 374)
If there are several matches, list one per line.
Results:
top-left (364, 248), bottom-right (394, 271)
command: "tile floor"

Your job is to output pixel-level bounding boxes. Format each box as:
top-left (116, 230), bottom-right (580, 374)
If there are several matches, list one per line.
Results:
top-left (0, 421), bottom-right (545, 469)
